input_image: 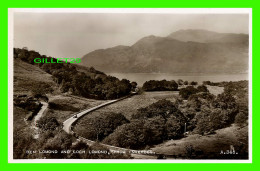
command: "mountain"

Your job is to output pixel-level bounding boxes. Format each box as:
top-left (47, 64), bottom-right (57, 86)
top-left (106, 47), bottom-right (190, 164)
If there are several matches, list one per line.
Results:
top-left (81, 29), bottom-right (249, 73)
top-left (167, 29), bottom-right (249, 44)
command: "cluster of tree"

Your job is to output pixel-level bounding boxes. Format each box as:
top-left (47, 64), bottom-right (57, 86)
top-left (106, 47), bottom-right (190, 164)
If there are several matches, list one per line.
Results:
top-left (179, 85), bottom-right (209, 99)
top-left (194, 92), bottom-right (239, 134)
top-left (202, 81), bottom-right (222, 86)
top-left (177, 79), bottom-right (188, 85)
top-left (67, 81), bottom-right (247, 152)
top-left (142, 79), bottom-right (199, 92)
top-left (103, 100), bottom-right (186, 149)
top-left (178, 81), bottom-right (248, 135)
top-left (14, 96), bottom-right (42, 112)
top-left (223, 81), bottom-right (248, 127)
top-left (14, 115), bottom-right (131, 159)
top-left (223, 81), bottom-right (248, 100)
top-left (76, 112), bottom-right (129, 141)
top-left (37, 116), bottom-right (60, 131)
top-left (14, 48), bottom-right (134, 100)
top-left (202, 80), bottom-right (233, 87)
top-left (142, 80), bottom-right (178, 91)
top-left (177, 79), bottom-right (198, 86)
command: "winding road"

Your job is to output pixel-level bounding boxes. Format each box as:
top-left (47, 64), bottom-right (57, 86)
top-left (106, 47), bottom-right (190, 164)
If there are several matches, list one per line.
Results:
top-left (63, 93), bottom-right (137, 134)
top-left (62, 93), bottom-right (158, 159)
top-left (63, 99), bottom-right (118, 133)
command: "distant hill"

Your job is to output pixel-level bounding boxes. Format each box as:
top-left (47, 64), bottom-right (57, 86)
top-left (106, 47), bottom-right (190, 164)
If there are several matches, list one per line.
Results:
top-left (167, 29), bottom-right (248, 44)
top-left (81, 29), bottom-right (248, 74)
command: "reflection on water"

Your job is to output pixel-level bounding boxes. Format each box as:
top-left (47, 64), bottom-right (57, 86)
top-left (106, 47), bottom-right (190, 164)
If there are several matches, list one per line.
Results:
top-left (108, 73), bottom-right (248, 86)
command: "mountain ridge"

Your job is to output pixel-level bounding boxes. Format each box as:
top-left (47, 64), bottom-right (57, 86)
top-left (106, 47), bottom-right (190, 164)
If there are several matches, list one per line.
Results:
top-left (81, 29), bottom-right (248, 74)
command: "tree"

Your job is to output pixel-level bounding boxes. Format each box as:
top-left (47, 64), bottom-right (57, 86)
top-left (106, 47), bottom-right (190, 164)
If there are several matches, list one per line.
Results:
top-left (190, 81), bottom-right (198, 85)
top-left (177, 79), bottom-right (184, 85)
top-left (197, 85), bottom-right (209, 93)
top-left (179, 86), bottom-right (198, 99)
top-left (165, 116), bottom-right (184, 139)
top-left (103, 120), bottom-right (146, 149)
top-left (132, 99), bottom-right (182, 120)
top-left (78, 113), bottom-right (129, 141)
top-left (235, 111), bottom-right (248, 127)
top-left (131, 81), bottom-right (138, 90)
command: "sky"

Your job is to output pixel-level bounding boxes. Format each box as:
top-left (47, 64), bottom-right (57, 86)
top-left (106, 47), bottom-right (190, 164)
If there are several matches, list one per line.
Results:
top-left (14, 12), bottom-right (249, 59)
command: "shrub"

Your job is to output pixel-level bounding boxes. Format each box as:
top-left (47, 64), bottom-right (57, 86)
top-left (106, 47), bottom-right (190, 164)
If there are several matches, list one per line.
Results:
top-left (37, 116), bottom-right (60, 131)
top-left (235, 111), bottom-right (248, 127)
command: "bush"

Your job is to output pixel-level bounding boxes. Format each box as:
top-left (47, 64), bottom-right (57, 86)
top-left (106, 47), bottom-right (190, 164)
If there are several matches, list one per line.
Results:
top-left (37, 116), bottom-right (60, 131)
top-left (235, 111), bottom-right (248, 126)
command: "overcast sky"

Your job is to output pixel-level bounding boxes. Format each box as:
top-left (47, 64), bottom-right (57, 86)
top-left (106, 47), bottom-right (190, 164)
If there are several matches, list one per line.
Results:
top-left (14, 13), bottom-right (249, 58)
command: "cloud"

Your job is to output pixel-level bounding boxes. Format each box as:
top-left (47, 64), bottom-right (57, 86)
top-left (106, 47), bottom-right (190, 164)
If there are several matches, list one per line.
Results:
top-left (14, 12), bottom-right (249, 59)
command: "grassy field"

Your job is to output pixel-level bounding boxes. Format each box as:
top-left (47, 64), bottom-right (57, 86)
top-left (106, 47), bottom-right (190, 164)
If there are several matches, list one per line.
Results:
top-left (206, 85), bottom-right (224, 96)
top-left (76, 91), bottom-right (178, 121)
top-left (74, 91), bottom-right (179, 138)
top-left (45, 95), bottom-right (107, 123)
top-left (151, 124), bottom-right (248, 159)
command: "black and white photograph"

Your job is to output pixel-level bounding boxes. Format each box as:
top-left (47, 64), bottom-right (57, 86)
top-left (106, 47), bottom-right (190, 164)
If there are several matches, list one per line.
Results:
top-left (9, 8), bottom-right (252, 162)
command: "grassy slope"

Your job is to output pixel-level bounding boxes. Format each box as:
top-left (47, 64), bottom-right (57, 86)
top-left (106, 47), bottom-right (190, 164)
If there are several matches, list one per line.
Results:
top-left (13, 58), bottom-right (106, 126)
top-left (13, 106), bottom-right (31, 133)
top-left (46, 95), bottom-right (106, 123)
top-left (14, 58), bottom-right (57, 95)
top-left (151, 124), bottom-right (248, 158)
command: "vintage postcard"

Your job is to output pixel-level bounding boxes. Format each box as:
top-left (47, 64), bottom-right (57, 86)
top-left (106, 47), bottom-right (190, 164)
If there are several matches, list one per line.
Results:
top-left (8, 8), bottom-right (252, 163)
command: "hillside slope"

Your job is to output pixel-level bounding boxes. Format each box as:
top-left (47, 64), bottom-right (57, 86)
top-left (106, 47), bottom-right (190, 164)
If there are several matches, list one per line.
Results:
top-left (14, 58), bottom-right (57, 96)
